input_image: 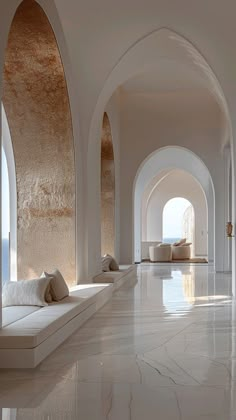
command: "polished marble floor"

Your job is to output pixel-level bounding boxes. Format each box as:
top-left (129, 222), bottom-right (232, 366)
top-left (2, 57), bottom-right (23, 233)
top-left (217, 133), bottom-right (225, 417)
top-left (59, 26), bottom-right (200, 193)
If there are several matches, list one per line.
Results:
top-left (0, 264), bottom-right (235, 419)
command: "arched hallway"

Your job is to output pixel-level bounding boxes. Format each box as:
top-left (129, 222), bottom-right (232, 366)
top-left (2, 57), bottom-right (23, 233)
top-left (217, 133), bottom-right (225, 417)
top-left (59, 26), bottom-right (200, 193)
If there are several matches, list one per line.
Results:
top-left (0, 0), bottom-right (236, 418)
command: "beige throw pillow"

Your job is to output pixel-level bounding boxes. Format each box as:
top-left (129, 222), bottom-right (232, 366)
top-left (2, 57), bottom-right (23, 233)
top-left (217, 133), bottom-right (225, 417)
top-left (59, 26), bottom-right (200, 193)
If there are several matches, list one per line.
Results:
top-left (104, 254), bottom-right (119, 271)
top-left (40, 272), bottom-right (53, 303)
top-left (45, 284), bottom-right (53, 303)
top-left (101, 255), bottom-right (112, 272)
top-left (173, 238), bottom-right (187, 246)
top-left (2, 276), bottom-right (50, 307)
top-left (43, 269), bottom-right (69, 301)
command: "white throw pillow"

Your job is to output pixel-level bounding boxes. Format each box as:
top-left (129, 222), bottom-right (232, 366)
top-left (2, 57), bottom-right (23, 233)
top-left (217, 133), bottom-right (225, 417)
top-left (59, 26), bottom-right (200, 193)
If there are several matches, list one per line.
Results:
top-left (104, 254), bottom-right (119, 271)
top-left (2, 276), bottom-right (50, 307)
top-left (101, 255), bottom-right (112, 272)
top-left (43, 269), bottom-right (69, 301)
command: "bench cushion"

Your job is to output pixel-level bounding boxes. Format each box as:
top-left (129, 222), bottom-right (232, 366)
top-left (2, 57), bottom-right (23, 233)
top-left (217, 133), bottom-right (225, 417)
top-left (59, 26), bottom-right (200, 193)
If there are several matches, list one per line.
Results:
top-left (2, 306), bottom-right (40, 328)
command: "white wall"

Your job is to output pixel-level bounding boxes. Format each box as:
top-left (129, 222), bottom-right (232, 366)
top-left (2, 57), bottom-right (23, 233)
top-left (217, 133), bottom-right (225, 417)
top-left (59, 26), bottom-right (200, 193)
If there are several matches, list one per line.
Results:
top-left (143, 170), bottom-right (208, 256)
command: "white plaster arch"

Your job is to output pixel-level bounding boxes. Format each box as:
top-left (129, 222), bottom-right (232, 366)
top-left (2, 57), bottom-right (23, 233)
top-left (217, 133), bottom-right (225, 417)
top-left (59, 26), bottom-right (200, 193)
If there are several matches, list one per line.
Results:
top-left (134, 146), bottom-right (215, 263)
top-left (1, 104), bottom-right (17, 281)
top-left (86, 27), bottom-right (232, 278)
top-left (142, 170), bottom-right (171, 241)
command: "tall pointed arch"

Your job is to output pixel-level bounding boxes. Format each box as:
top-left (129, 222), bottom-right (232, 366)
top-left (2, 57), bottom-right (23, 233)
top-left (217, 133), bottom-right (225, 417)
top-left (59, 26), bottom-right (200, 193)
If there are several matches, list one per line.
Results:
top-left (2, 0), bottom-right (75, 284)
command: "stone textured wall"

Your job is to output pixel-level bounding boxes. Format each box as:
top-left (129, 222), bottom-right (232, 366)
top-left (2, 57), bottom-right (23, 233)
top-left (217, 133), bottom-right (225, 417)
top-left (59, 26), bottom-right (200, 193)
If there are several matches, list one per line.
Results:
top-left (3, 0), bottom-right (75, 284)
top-left (101, 113), bottom-right (115, 256)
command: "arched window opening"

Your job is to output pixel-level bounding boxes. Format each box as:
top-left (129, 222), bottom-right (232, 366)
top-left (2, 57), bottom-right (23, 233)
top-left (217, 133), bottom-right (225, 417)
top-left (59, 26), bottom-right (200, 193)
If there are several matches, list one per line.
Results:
top-left (3, 0), bottom-right (75, 285)
top-left (101, 113), bottom-right (115, 257)
top-left (1, 147), bottom-right (10, 287)
top-left (163, 197), bottom-right (194, 249)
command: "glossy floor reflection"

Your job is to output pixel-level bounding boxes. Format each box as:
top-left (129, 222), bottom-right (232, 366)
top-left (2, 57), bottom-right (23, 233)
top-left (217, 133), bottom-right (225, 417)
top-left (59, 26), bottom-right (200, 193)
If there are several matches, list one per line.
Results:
top-left (1, 264), bottom-right (235, 419)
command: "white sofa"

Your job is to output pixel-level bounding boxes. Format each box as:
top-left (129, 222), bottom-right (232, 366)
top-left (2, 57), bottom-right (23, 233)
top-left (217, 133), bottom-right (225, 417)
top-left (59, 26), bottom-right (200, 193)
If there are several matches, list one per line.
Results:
top-left (149, 245), bottom-right (172, 262)
top-left (172, 245), bottom-right (191, 260)
top-left (0, 283), bottom-right (113, 368)
top-left (141, 241), bottom-right (161, 260)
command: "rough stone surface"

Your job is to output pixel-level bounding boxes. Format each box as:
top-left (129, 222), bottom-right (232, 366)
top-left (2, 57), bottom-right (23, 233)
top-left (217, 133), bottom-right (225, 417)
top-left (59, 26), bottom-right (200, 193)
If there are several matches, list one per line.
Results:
top-left (101, 113), bottom-right (115, 257)
top-left (3, 0), bottom-right (75, 285)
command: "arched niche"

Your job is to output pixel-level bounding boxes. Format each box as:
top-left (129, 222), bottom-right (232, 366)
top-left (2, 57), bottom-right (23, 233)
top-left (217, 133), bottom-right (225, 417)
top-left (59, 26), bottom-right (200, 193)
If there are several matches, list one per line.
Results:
top-left (134, 146), bottom-right (214, 264)
top-left (101, 113), bottom-right (115, 256)
top-left (2, 0), bottom-right (75, 285)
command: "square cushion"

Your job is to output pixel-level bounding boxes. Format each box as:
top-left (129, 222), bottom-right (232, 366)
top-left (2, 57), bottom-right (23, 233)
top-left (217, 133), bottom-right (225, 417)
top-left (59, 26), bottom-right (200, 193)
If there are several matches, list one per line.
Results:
top-left (43, 269), bottom-right (69, 301)
top-left (2, 276), bottom-right (50, 307)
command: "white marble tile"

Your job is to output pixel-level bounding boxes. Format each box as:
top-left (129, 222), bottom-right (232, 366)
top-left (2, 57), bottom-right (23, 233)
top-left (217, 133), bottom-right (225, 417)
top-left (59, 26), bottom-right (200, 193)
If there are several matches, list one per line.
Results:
top-left (0, 264), bottom-right (235, 419)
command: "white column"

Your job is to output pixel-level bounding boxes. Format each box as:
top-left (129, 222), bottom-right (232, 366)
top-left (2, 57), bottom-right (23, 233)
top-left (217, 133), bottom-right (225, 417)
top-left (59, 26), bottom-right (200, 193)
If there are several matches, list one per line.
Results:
top-left (223, 145), bottom-right (231, 272)
top-left (0, 107), bottom-right (2, 328)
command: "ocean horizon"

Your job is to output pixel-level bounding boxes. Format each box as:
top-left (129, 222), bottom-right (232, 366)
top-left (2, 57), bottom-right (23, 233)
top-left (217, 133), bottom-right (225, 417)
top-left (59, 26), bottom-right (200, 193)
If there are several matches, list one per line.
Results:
top-left (163, 237), bottom-right (180, 244)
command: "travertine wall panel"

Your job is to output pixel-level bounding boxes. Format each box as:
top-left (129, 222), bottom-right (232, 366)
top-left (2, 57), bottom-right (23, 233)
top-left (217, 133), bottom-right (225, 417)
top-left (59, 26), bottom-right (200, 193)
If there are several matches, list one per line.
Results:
top-left (3, 0), bottom-right (75, 284)
top-left (101, 113), bottom-right (115, 256)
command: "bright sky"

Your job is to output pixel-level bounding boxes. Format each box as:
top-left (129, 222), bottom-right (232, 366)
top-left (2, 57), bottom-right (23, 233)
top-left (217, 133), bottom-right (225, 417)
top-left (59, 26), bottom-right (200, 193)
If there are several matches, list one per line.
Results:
top-left (163, 197), bottom-right (191, 238)
top-left (2, 147), bottom-right (10, 239)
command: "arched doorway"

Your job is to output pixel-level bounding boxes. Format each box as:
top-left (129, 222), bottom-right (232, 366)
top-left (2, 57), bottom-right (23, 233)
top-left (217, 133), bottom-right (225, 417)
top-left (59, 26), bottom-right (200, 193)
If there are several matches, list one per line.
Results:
top-left (142, 168), bottom-right (208, 259)
top-left (2, 0), bottom-right (75, 285)
top-left (101, 113), bottom-right (115, 256)
top-left (134, 146), bottom-right (214, 264)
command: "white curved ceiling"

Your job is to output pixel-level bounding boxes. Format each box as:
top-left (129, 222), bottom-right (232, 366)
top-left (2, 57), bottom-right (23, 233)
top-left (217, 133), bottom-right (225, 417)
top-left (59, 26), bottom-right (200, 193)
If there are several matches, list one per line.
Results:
top-left (122, 60), bottom-right (209, 94)
top-left (118, 29), bottom-right (229, 136)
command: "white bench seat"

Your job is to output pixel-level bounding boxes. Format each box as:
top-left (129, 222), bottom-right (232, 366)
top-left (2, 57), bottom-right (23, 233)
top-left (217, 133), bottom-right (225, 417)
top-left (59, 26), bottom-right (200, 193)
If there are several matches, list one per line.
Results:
top-left (94, 265), bottom-right (137, 290)
top-left (0, 283), bottom-right (113, 368)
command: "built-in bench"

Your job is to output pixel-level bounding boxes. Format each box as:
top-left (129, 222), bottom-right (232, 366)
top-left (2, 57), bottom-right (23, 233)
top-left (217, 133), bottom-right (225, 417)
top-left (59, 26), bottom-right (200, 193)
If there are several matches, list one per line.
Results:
top-left (94, 264), bottom-right (137, 290)
top-left (0, 265), bottom-right (136, 369)
top-left (0, 283), bottom-right (113, 368)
